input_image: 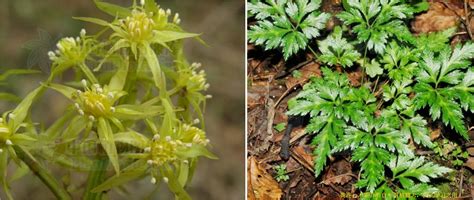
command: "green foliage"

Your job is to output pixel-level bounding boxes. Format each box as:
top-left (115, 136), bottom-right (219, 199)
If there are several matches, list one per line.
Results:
top-left (274, 122), bottom-right (286, 132)
top-left (274, 164), bottom-right (290, 182)
top-left (0, 0), bottom-right (214, 199)
top-left (433, 140), bottom-right (469, 167)
top-left (248, 0), bottom-right (330, 59)
top-left (337, 0), bottom-right (416, 54)
top-left (288, 67), bottom-right (377, 176)
top-left (318, 26), bottom-right (361, 68)
top-left (292, 70), bottom-right (302, 78)
top-left (284, 14), bottom-right (464, 197)
top-left (414, 43), bottom-right (474, 139)
top-left (249, 0), bottom-right (466, 197)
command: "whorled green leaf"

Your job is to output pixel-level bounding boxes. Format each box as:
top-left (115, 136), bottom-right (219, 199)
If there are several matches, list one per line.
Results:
top-left (114, 131), bottom-right (149, 149)
top-left (92, 159), bottom-right (148, 192)
top-left (93, 0), bottom-right (131, 18)
top-left (97, 118), bottom-right (119, 174)
top-left (318, 26), bottom-right (360, 68)
top-left (247, 0), bottom-right (329, 60)
top-left (175, 145), bottom-right (217, 160)
top-left (10, 86), bottom-right (45, 131)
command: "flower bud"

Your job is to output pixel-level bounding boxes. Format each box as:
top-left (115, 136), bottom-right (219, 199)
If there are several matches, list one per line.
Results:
top-left (80, 29), bottom-right (86, 37)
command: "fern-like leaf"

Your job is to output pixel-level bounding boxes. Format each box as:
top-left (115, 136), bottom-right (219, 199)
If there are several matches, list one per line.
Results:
top-left (318, 26), bottom-right (360, 67)
top-left (338, 0), bottom-right (415, 54)
top-left (248, 0), bottom-right (330, 59)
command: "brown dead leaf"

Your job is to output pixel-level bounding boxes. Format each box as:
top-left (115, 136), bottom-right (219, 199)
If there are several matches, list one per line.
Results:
top-left (322, 173), bottom-right (355, 186)
top-left (347, 70), bottom-right (362, 87)
top-left (248, 157), bottom-right (283, 200)
top-left (467, 147), bottom-right (474, 156)
top-left (291, 145), bottom-right (314, 172)
top-left (273, 127), bottom-right (306, 143)
top-left (464, 157), bottom-right (474, 170)
top-left (412, 2), bottom-right (461, 33)
top-left (285, 62), bottom-right (320, 89)
top-left (430, 127), bottom-right (442, 141)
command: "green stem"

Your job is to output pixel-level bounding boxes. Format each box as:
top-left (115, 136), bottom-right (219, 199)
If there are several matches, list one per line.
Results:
top-left (361, 45), bottom-right (369, 84)
top-left (15, 147), bottom-right (71, 200)
top-left (308, 46), bottom-right (319, 59)
top-left (83, 148), bottom-right (108, 200)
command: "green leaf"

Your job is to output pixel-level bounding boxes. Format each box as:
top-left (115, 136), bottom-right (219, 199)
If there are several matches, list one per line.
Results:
top-left (93, 0), bottom-right (130, 18)
top-left (337, 0), bottom-right (415, 54)
top-left (10, 86), bottom-right (45, 131)
top-left (176, 145), bottom-right (218, 160)
top-left (354, 146), bottom-right (390, 192)
top-left (108, 57), bottom-right (129, 92)
top-left (114, 131), bottom-right (150, 149)
top-left (390, 156), bottom-right (452, 183)
top-left (247, 0), bottom-right (329, 60)
top-left (97, 118), bottom-right (119, 174)
top-left (142, 43), bottom-right (164, 89)
top-left (47, 83), bottom-right (77, 99)
top-left (10, 134), bottom-right (37, 147)
top-left (0, 69), bottom-right (40, 82)
top-left (114, 105), bottom-right (162, 120)
top-left (161, 165), bottom-right (191, 200)
top-left (92, 159), bottom-right (148, 192)
top-left (178, 162), bottom-right (189, 187)
top-left (318, 26), bottom-right (360, 67)
top-left (274, 123), bottom-right (286, 132)
top-left (61, 116), bottom-right (87, 142)
top-left (0, 151), bottom-right (13, 200)
top-left (0, 93), bottom-right (20, 103)
top-left (402, 116), bottom-right (433, 148)
top-left (375, 131), bottom-right (413, 157)
top-left (73, 17), bottom-right (110, 26)
top-left (363, 59), bottom-right (383, 78)
top-left (152, 31), bottom-right (199, 44)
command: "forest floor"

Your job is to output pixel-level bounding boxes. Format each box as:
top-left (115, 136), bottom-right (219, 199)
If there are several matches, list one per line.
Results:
top-left (247, 0), bottom-right (474, 199)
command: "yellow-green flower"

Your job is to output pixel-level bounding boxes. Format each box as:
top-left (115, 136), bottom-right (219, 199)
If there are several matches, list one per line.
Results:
top-left (49, 29), bottom-right (93, 66)
top-left (73, 79), bottom-right (119, 119)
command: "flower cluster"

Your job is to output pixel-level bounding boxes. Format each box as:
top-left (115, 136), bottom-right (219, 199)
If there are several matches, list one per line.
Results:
top-left (116, 7), bottom-right (181, 43)
top-left (180, 62), bottom-right (209, 93)
top-left (48, 29), bottom-right (91, 65)
top-left (72, 80), bottom-right (117, 120)
top-left (0, 117), bottom-right (13, 151)
top-left (143, 123), bottom-right (209, 184)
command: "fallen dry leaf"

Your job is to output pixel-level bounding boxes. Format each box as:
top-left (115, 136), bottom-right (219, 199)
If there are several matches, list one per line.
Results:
top-left (248, 156), bottom-right (283, 200)
top-left (467, 147), bottom-right (474, 156)
top-left (412, 2), bottom-right (461, 33)
top-left (430, 127), bottom-right (442, 141)
top-left (285, 61), bottom-right (320, 89)
top-left (291, 145), bottom-right (314, 172)
top-left (465, 157), bottom-right (474, 170)
top-left (322, 173), bottom-right (355, 186)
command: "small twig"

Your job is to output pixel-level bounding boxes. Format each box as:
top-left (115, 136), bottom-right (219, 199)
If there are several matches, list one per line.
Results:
top-left (459, 168), bottom-right (464, 197)
top-left (274, 86), bottom-right (298, 109)
top-left (275, 59), bottom-right (314, 79)
top-left (464, 0), bottom-right (473, 40)
top-left (15, 147), bottom-right (72, 200)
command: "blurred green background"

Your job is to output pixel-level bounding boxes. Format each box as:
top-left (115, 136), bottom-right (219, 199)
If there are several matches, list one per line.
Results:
top-left (0, 0), bottom-right (245, 199)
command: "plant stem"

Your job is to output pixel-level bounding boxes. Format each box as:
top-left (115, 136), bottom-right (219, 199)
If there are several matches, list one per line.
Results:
top-left (83, 147), bottom-right (108, 200)
top-left (308, 46), bottom-right (319, 59)
top-left (15, 147), bottom-right (71, 200)
top-left (360, 46), bottom-right (368, 84)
